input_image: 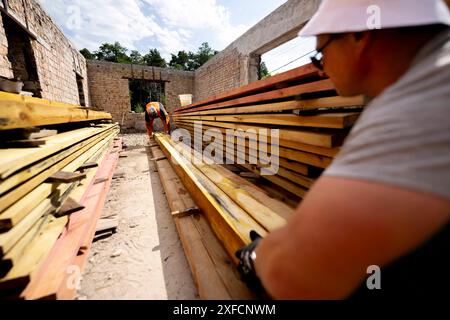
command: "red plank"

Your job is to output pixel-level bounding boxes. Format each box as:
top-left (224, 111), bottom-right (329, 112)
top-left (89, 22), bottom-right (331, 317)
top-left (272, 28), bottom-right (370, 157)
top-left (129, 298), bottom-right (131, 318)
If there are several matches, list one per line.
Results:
top-left (21, 139), bottom-right (122, 300)
top-left (176, 63), bottom-right (320, 112)
top-left (175, 79), bottom-right (335, 115)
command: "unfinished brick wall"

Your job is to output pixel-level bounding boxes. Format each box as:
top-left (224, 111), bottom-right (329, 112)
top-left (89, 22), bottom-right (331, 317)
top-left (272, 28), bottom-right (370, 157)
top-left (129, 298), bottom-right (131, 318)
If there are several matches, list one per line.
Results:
top-left (0, 0), bottom-right (89, 106)
top-left (87, 61), bottom-right (195, 130)
top-left (194, 48), bottom-right (243, 101)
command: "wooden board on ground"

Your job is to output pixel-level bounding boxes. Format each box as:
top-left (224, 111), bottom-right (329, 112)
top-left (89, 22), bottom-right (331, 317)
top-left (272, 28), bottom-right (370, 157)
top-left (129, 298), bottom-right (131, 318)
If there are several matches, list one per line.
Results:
top-left (151, 145), bottom-right (256, 299)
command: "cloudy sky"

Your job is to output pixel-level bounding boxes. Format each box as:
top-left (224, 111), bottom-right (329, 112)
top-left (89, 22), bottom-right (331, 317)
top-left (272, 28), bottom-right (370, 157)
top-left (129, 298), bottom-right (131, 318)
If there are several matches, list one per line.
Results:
top-left (38, 0), bottom-right (316, 74)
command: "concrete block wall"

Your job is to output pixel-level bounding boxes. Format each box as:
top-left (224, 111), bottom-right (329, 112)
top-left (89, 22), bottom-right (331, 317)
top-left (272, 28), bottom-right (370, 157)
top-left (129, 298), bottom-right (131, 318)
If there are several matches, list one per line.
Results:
top-left (0, 0), bottom-right (89, 106)
top-left (87, 60), bottom-right (195, 131)
top-left (194, 0), bottom-right (321, 102)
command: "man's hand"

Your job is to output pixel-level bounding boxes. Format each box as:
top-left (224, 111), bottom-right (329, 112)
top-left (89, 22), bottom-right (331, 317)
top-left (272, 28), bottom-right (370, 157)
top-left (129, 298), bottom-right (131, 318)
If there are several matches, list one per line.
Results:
top-left (235, 231), bottom-right (264, 291)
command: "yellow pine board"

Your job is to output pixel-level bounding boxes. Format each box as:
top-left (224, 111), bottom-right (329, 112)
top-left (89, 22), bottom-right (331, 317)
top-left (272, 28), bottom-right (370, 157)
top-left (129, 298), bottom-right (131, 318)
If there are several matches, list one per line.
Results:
top-left (0, 130), bottom-right (118, 232)
top-left (0, 132), bottom-right (116, 254)
top-left (0, 215), bottom-right (68, 291)
top-left (175, 122), bottom-right (340, 158)
top-left (175, 143), bottom-right (287, 232)
top-left (155, 133), bottom-right (267, 262)
top-left (174, 112), bottom-right (361, 129)
top-left (0, 127), bottom-right (117, 196)
top-left (174, 119), bottom-right (342, 148)
top-left (0, 124), bottom-right (117, 179)
top-left (177, 96), bottom-right (365, 116)
top-left (0, 92), bottom-right (112, 130)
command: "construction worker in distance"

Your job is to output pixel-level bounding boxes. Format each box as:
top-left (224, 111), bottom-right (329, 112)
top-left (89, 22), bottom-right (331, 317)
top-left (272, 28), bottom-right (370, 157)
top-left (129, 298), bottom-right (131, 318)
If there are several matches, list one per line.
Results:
top-left (144, 97), bottom-right (171, 139)
top-left (236, 0), bottom-right (450, 299)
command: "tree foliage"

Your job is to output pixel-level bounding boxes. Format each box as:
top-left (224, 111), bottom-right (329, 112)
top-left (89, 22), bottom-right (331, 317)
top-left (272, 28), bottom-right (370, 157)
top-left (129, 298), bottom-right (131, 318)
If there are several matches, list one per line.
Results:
top-left (259, 61), bottom-right (271, 79)
top-left (143, 49), bottom-right (167, 68)
top-left (80, 42), bottom-right (217, 71)
top-left (169, 42), bottom-right (218, 71)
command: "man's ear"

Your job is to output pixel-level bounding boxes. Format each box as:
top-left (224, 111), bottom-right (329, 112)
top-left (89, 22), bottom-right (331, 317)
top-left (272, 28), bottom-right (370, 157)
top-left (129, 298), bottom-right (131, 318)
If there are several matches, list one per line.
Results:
top-left (351, 31), bottom-right (373, 55)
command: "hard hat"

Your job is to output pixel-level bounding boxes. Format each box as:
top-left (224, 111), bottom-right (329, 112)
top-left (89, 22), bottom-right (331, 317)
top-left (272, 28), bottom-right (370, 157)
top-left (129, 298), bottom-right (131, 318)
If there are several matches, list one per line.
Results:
top-left (299, 0), bottom-right (450, 37)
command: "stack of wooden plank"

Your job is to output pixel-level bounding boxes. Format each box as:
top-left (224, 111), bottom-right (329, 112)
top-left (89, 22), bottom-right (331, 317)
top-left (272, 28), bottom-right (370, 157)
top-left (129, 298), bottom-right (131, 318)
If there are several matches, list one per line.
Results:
top-left (173, 64), bottom-right (366, 200)
top-left (154, 133), bottom-right (292, 281)
top-left (0, 92), bottom-right (119, 299)
top-left (150, 144), bottom-right (257, 300)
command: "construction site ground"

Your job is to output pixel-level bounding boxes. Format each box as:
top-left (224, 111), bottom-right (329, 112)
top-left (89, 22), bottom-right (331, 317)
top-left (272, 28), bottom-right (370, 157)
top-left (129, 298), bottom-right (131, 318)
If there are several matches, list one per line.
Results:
top-left (78, 134), bottom-right (198, 300)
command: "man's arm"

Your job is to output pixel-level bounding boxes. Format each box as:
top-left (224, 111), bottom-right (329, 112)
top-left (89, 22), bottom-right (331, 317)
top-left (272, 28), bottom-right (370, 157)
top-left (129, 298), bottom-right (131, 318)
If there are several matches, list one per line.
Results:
top-left (254, 176), bottom-right (450, 299)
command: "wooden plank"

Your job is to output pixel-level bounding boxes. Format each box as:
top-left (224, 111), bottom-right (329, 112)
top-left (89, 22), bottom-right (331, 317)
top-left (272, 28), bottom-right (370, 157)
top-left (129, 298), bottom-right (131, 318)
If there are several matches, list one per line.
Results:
top-left (175, 122), bottom-right (340, 157)
top-left (178, 96), bottom-right (365, 116)
top-left (47, 172), bottom-right (87, 184)
top-left (155, 134), bottom-right (267, 264)
top-left (190, 214), bottom-right (257, 299)
top-left (175, 119), bottom-right (344, 148)
top-left (55, 197), bottom-right (85, 217)
top-left (212, 165), bottom-right (294, 220)
top-left (0, 139), bottom-right (46, 148)
top-left (0, 130), bottom-right (118, 232)
top-left (0, 92), bottom-right (112, 130)
top-left (0, 215), bottom-right (68, 292)
top-left (170, 140), bottom-right (288, 231)
top-left (77, 162), bottom-right (99, 172)
top-left (175, 79), bottom-right (335, 115)
top-left (241, 164), bottom-right (309, 198)
top-left (0, 130), bottom-right (117, 213)
top-left (0, 215), bottom-right (49, 278)
top-left (176, 63), bottom-right (320, 112)
top-left (176, 124), bottom-right (334, 169)
top-left (151, 146), bottom-right (199, 214)
top-left (0, 127), bottom-right (116, 196)
top-left (174, 215), bottom-right (233, 299)
top-left (256, 181), bottom-right (301, 209)
top-left (0, 124), bottom-right (116, 179)
top-left (29, 130), bottom-right (58, 140)
top-left (21, 139), bottom-right (121, 300)
top-left (0, 141), bottom-right (113, 292)
top-left (95, 218), bottom-right (119, 234)
top-left (151, 146), bottom-right (256, 299)
top-left (174, 112), bottom-right (361, 129)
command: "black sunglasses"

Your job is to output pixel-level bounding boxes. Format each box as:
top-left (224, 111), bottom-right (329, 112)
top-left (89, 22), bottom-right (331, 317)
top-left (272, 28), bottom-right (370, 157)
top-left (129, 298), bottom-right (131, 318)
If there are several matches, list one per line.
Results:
top-left (310, 35), bottom-right (338, 71)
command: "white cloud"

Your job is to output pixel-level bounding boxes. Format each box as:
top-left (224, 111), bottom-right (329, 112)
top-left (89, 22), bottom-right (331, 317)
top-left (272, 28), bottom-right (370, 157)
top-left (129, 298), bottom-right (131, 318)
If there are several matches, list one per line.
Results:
top-left (142, 0), bottom-right (251, 48)
top-left (38, 0), bottom-right (253, 59)
top-left (38, 0), bottom-right (189, 58)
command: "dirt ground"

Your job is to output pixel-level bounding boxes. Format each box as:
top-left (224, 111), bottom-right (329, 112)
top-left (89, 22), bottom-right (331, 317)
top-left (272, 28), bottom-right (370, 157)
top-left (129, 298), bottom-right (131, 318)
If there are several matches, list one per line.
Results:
top-left (78, 133), bottom-right (199, 300)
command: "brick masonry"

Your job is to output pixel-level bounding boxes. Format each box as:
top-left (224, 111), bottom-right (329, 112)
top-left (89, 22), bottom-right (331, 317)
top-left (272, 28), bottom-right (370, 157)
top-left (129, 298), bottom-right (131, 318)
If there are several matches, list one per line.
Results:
top-left (0, 0), bottom-right (89, 106)
top-left (87, 60), bottom-right (195, 131)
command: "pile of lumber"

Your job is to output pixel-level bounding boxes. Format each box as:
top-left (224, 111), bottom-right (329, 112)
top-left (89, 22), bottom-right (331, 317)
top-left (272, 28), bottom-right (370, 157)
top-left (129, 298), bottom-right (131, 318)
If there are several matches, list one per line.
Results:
top-left (154, 132), bottom-right (293, 299)
top-left (0, 92), bottom-right (119, 299)
top-left (150, 144), bottom-right (256, 299)
top-left (173, 64), bottom-right (366, 200)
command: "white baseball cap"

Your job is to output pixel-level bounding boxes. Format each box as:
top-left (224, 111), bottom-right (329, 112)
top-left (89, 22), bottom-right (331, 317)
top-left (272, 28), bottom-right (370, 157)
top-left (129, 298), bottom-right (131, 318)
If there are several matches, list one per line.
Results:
top-left (299, 0), bottom-right (450, 37)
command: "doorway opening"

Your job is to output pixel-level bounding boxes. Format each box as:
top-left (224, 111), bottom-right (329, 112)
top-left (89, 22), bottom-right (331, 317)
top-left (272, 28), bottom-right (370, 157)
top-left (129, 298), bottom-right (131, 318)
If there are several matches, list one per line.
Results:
top-left (129, 80), bottom-right (166, 113)
top-left (1, 12), bottom-right (42, 97)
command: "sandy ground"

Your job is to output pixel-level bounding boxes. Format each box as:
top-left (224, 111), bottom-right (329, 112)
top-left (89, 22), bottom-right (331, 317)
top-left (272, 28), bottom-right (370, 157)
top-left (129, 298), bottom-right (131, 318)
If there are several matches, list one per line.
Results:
top-left (78, 133), bottom-right (199, 300)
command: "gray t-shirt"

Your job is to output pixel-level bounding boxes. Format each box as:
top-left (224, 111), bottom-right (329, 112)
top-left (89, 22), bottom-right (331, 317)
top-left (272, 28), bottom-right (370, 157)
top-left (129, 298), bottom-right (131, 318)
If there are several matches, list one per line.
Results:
top-left (324, 28), bottom-right (450, 201)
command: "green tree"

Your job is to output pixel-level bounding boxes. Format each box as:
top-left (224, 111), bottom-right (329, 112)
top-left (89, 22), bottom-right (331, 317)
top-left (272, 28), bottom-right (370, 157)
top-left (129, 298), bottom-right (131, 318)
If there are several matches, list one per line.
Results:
top-left (169, 43), bottom-right (218, 71)
top-left (143, 49), bottom-right (167, 68)
top-left (195, 42), bottom-right (217, 67)
top-left (94, 42), bottom-right (131, 63)
top-left (80, 48), bottom-right (94, 60)
top-left (169, 50), bottom-right (191, 70)
top-left (259, 61), bottom-right (271, 79)
top-left (130, 50), bottom-right (144, 64)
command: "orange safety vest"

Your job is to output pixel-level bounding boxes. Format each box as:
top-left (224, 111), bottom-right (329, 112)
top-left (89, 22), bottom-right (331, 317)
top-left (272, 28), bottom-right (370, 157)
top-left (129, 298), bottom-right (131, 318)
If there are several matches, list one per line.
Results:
top-left (145, 102), bottom-right (170, 124)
